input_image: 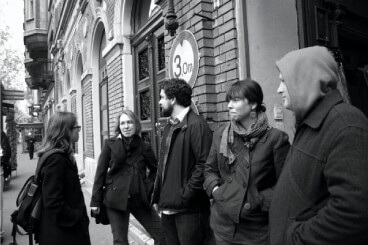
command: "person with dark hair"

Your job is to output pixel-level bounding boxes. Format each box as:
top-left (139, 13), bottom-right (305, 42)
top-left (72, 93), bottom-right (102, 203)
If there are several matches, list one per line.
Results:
top-left (270, 46), bottom-right (368, 245)
top-left (37, 112), bottom-right (90, 245)
top-left (91, 109), bottom-right (166, 245)
top-left (151, 78), bottom-right (213, 245)
top-left (204, 79), bottom-right (290, 245)
top-left (26, 134), bottom-right (36, 160)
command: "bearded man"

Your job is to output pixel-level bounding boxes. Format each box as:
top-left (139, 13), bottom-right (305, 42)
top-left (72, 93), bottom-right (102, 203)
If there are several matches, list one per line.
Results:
top-left (151, 78), bottom-right (213, 245)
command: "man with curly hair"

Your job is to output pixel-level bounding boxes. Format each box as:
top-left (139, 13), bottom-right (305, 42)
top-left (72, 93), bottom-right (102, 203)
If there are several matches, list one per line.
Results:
top-left (151, 78), bottom-right (213, 245)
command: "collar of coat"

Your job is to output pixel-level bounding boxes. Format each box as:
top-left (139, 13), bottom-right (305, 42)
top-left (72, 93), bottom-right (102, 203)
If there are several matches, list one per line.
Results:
top-left (299, 90), bottom-right (343, 129)
top-left (106, 136), bottom-right (143, 162)
top-left (106, 137), bottom-right (128, 163)
top-left (167, 108), bottom-right (195, 131)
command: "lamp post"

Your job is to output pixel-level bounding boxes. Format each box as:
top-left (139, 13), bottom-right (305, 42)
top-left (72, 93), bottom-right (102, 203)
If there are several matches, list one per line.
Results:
top-left (165, 0), bottom-right (179, 36)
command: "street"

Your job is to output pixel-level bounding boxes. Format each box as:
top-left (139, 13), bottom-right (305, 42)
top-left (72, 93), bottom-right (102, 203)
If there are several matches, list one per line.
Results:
top-left (2, 144), bottom-right (152, 245)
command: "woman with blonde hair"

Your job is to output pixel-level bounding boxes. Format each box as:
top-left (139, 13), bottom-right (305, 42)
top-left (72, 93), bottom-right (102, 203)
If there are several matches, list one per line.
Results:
top-left (91, 109), bottom-right (165, 245)
top-left (38, 112), bottom-right (90, 245)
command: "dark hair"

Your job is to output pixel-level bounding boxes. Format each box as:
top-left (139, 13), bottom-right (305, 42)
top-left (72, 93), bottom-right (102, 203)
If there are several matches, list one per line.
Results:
top-left (114, 109), bottom-right (141, 136)
top-left (226, 79), bottom-right (266, 112)
top-left (160, 78), bottom-right (192, 107)
top-left (38, 112), bottom-right (78, 156)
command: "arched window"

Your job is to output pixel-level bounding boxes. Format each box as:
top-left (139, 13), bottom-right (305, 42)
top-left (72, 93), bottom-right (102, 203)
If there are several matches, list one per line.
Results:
top-left (99, 31), bottom-right (109, 145)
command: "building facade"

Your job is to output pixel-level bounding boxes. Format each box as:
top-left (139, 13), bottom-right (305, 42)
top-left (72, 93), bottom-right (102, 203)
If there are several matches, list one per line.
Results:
top-left (23, 0), bottom-right (368, 191)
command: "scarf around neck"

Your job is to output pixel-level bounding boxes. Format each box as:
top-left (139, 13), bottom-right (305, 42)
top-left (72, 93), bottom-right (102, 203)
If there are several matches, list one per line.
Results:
top-left (121, 134), bottom-right (141, 156)
top-left (219, 111), bottom-right (270, 165)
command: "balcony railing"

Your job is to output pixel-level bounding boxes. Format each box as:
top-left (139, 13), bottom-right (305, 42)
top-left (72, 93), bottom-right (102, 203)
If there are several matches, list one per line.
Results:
top-left (25, 59), bottom-right (54, 90)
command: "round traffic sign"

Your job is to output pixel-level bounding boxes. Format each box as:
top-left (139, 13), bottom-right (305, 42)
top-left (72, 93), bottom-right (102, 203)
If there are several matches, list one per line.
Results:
top-left (169, 30), bottom-right (200, 88)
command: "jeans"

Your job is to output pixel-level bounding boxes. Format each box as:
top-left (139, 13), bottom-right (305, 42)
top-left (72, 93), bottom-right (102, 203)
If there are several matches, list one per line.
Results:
top-left (106, 206), bottom-right (166, 245)
top-left (161, 212), bottom-right (211, 245)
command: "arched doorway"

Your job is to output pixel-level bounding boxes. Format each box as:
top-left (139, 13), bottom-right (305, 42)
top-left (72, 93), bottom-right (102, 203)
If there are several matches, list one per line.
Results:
top-left (131, 0), bottom-right (165, 155)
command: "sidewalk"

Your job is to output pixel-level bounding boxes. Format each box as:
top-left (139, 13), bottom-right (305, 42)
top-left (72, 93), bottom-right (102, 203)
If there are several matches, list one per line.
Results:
top-left (2, 144), bottom-right (153, 244)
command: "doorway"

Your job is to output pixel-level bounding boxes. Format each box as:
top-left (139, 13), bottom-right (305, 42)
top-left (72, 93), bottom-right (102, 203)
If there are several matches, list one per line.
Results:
top-left (299, 0), bottom-right (368, 117)
top-left (131, 1), bottom-right (165, 155)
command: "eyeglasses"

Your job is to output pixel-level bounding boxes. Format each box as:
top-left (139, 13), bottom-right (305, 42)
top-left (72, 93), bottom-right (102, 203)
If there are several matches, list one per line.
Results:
top-left (72, 125), bottom-right (81, 131)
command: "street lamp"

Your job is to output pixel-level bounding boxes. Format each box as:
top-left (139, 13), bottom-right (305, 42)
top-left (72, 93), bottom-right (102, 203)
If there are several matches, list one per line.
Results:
top-left (165, 0), bottom-right (179, 36)
top-left (28, 104), bottom-right (42, 117)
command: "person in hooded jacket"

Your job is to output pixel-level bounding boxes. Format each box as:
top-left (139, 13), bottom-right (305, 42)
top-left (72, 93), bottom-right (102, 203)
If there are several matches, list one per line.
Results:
top-left (204, 79), bottom-right (290, 245)
top-left (269, 46), bottom-right (368, 245)
top-left (91, 109), bottom-right (165, 245)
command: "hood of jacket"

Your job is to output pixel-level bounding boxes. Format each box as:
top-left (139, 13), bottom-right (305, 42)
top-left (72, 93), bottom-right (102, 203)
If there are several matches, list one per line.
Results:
top-left (276, 46), bottom-right (339, 122)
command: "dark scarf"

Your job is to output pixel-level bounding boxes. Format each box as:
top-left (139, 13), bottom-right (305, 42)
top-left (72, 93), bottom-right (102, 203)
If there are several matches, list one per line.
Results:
top-left (220, 111), bottom-right (270, 165)
top-left (121, 134), bottom-right (141, 157)
top-left (121, 134), bottom-right (142, 196)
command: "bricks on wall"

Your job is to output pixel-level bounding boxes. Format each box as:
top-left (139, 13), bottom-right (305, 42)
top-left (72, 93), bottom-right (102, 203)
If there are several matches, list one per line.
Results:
top-left (212, 0), bottom-right (238, 124)
top-left (82, 79), bottom-right (94, 159)
top-left (168, 0), bottom-right (217, 124)
top-left (106, 54), bottom-right (124, 137)
top-left (165, 0), bottom-right (238, 127)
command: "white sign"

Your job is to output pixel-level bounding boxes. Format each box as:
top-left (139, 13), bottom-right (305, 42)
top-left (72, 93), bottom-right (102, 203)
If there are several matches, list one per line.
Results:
top-left (169, 30), bottom-right (200, 87)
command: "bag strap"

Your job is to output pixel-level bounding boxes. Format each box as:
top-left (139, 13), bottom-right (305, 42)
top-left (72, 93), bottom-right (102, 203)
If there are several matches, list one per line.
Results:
top-left (16, 176), bottom-right (34, 207)
top-left (34, 149), bottom-right (65, 183)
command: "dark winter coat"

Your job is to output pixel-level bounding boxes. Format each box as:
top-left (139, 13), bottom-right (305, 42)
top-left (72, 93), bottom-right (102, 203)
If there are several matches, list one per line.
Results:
top-left (91, 136), bottom-right (157, 211)
top-left (204, 126), bottom-right (290, 242)
top-left (269, 91), bottom-right (368, 245)
top-left (151, 109), bottom-right (212, 212)
top-left (27, 138), bottom-right (36, 151)
top-left (39, 152), bottom-right (90, 245)
top-left (1, 131), bottom-right (11, 178)
top-left (1, 131), bottom-right (11, 165)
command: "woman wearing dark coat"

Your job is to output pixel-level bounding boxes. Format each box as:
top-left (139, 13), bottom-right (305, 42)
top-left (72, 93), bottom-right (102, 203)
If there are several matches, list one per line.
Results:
top-left (204, 80), bottom-right (290, 245)
top-left (91, 109), bottom-right (165, 245)
top-left (38, 112), bottom-right (90, 245)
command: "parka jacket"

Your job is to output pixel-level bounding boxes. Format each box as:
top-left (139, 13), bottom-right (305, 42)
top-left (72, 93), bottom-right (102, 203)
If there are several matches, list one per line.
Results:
top-left (39, 152), bottom-right (90, 245)
top-left (204, 125), bottom-right (289, 240)
top-left (91, 136), bottom-right (157, 211)
top-left (151, 109), bottom-right (212, 212)
top-left (269, 91), bottom-right (368, 245)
